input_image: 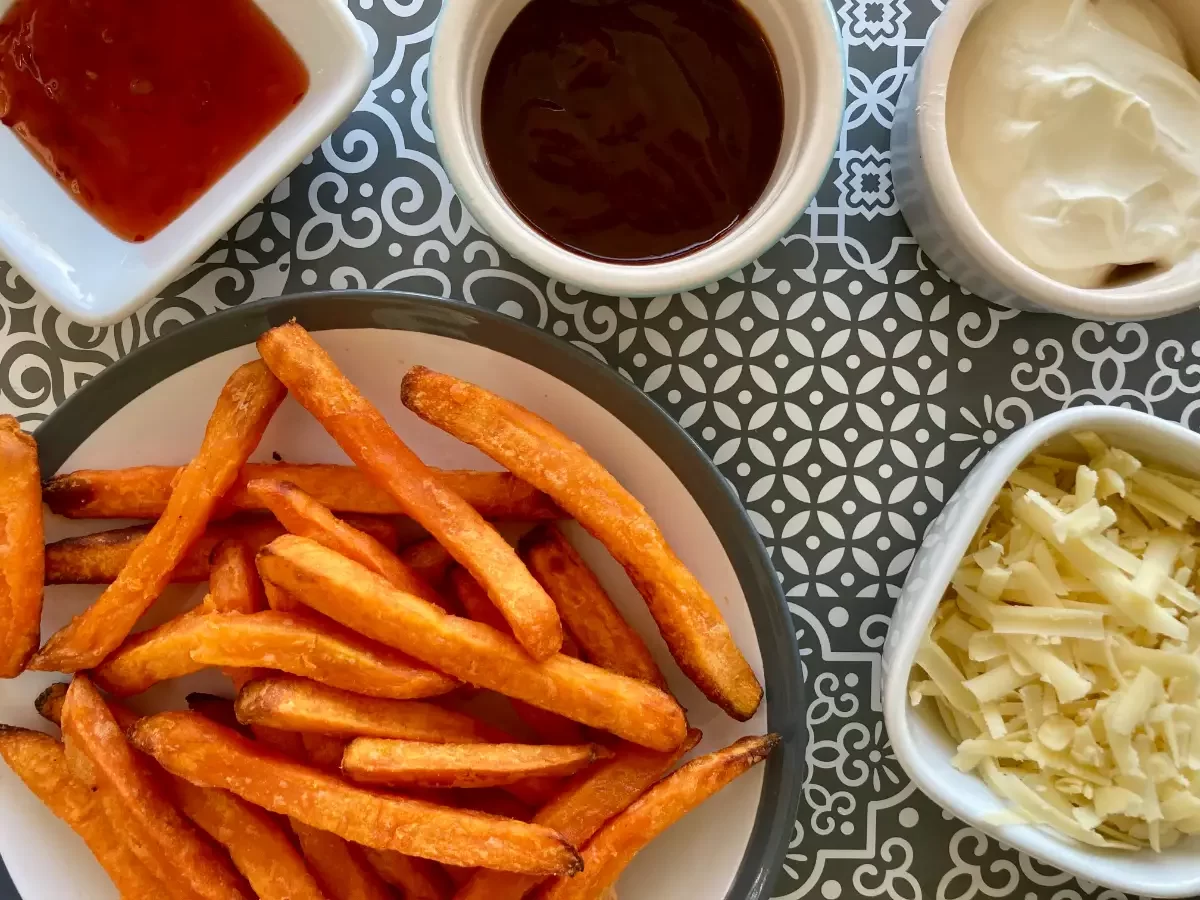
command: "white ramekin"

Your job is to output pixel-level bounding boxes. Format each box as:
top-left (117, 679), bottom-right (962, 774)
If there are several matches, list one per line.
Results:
top-left (429, 0), bottom-right (844, 298)
top-left (891, 0), bottom-right (1200, 320)
top-left (883, 407), bottom-right (1200, 898)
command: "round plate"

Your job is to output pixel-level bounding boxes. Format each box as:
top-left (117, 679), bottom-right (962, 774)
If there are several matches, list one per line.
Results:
top-left (0, 291), bottom-right (803, 900)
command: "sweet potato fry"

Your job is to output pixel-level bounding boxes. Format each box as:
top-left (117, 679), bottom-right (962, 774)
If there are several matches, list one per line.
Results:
top-left (172, 779), bottom-right (329, 900)
top-left (33, 682), bottom-right (70, 726)
top-left (185, 693), bottom-right (247, 734)
top-left (402, 366), bottom-right (763, 720)
top-left (258, 536), bottom-right (687, 752)
top-left (290, 822), bottom-right (392, 900)
top-left (448, 568), bottom-right (587, 745)
top-left (400, 538), bottom-right (456, 590)
top-left (236, 675), bottom-right (500, 743)
top-left (60, 677), bottom-right (252, 900)
top-left (301, 734), bottom-right (348, 771)
top-left (45, 514), bottom-right (399, 585)
top-left (0, 417), bottom-right (42, 677)
top-left (0, 726), bottom-right (165, 898)
top-left (209, 540), bottom-right (266, 615)
top-left (93, 609), bottom-right (458, 699)
top-left (257, 322), bottom-right (562, 661)
top-left (452, 789), bottom-right (536, 821)
top-left (39, 679), bottom-right (323, 900)
top-left (456, 729), bottom-right (702, 900)
top-left (207, 539), bottom-right (270, 685)
top-left (538, 734), bottom-right (779, 900)
top-left (247, 478), bottom-right (447, 609)
top-left (33, 362), bottom-right (287, 673)
top-left (342, 740), bottom-right (605, 788)
top-left (131, 711), bottom-right (582, 875)
top-left (45, 463), bottom-right (561, 521)
top-left (363, 848), bottom-right (453, 900)
top-left (522, 525), bottom-right (667, 689)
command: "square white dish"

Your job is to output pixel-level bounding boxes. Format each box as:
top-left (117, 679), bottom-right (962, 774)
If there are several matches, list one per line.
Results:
top-left (0, 0), bottom-right (370, 326)
top-left (882, 406), bottom-right (1200, 898)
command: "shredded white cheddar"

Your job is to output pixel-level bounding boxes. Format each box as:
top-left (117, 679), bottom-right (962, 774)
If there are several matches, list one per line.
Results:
top-left (911, 433), bottom-right (1200, 851)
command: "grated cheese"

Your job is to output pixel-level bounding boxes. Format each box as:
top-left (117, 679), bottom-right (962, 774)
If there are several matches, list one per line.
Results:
top-left (910, 435), bottom-right (1200, 850)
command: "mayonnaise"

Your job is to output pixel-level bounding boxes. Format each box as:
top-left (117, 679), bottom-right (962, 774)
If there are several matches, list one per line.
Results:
top-left (946, 0), bottom-right (1200, 289)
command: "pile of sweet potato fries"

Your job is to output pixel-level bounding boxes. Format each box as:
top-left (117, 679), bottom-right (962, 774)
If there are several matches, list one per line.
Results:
top-left (0, 321), bottom-right (776, 900)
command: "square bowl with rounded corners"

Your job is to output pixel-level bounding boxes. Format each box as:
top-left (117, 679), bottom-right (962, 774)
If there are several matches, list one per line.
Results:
top-left (0, 0), bottom-right (371, 326)
top-left (882, 406), bottom-right (1200, 898)
top-left (0, 291), bottom-right (804, 900)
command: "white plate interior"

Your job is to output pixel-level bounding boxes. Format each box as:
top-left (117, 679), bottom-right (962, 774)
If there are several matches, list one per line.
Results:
top-left (0, 329), bottom-right (768, 900)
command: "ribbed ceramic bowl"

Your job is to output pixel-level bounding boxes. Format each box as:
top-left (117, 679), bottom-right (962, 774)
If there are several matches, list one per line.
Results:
top-left (430, 0), bottom-right (845, 298)
top-left (891, 0), bottom-right (1200, 320)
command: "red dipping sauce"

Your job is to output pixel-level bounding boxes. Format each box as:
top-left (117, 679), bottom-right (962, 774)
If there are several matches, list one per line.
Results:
top-left (0, 0), bottom-right (309, 243)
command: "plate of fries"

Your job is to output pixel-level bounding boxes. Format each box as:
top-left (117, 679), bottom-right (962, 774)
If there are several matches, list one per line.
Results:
top-left (0, 293), bottom-right (802, 900)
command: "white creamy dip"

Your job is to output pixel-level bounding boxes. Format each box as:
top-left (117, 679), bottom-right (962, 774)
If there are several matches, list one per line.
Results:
top-left (946, 0), bottom-right (1200, 289)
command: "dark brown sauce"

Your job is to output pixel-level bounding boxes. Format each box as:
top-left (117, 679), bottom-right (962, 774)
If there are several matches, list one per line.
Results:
top-left (481, 0), bottom-right (785, 264)
top-left (0, 0), bottom-right (309, 243)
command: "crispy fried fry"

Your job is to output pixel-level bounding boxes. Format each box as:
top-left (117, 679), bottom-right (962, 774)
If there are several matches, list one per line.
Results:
top-left (342, 740), bottom-right (606, 788)
top-left (185, 693), bottom-right (247, 734)
top-left (33, 363), bottom-right (287, 673)
top-left (363, 848), bottom-right (453, 900)
top-left (522, 525), bottom-right (667, 689)
top-left (45, 464), bottom-right (560, 521)
top-left (400, 539), bottom-right (456, 591)
top-left (300, 733), bottom-right (348, 771)
top-left (0, 417), bottom-right (42, 677)
top-left (452, 789), bottom-right (536, 821)
top-left (233, 712), bottom-right (380, 900)
top-left (45, 515), bottom-right (398, 585)
top-left (258, 536), bottom-right (687, 752)
top-left (257, 322), bottom-right (562, 660)
top-left (456, 729), bottom-right (702, 900)
top-left (538, 734), bottom-right (779, 900)
top-left (93, 609), bottom-right (458, 699)
top-left (402, 367), bottom-right (763, 720)
top-left (290, 822), bottom-right (392, 900)
top-left (0, 726), bottom-right (165, 898)
top-left (209, 540), bottom-right (266, 615)
top-left (247, 478), bottom-right (447, 609)
top-left (449, 568), bottom-right (587, 745)
top-left (33, 682), bottom-right (68, 726)
top-left (131, 711), bottom-right (582, 875)
top-left (207, 539), bottom-right (269, 685)
top-left (235, 675), bottom-right (500, 743)
top-left (172, 779), bottom-right (329, 900)
top-left (37, 680), bottom-right (321, 900)
top-left (60, 677), bottom-right (252, 900)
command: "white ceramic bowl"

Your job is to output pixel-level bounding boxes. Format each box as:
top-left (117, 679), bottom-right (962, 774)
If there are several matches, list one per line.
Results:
top-left (429, 0), bottom-right (844, 298)
top-left (882, 406), bottom-right (1200, 898)
top-left (0, 0), bottom-right (371, 326)
top-left (891, 0), bottom-right (1200, 320)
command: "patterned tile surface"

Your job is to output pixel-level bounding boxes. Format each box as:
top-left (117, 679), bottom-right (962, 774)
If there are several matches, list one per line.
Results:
top-left (2, 1), bottom-right (1199, 897)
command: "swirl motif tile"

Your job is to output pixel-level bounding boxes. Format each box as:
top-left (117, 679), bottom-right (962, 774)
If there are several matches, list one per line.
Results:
top-left (2, 1), bottom-right (1199, 897)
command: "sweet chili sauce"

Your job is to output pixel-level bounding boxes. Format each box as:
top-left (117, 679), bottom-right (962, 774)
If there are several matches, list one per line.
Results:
top-left (0, 0), bottom-right (309, 243)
